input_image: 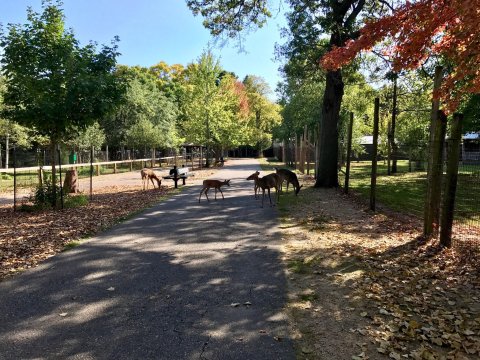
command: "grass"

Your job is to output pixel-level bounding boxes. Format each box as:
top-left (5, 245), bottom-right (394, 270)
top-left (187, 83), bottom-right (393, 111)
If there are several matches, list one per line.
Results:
top-left (288, 259), bottom-right (312, 274)
top-left (64, 194), bottom-right (89, 208)
top-left (343, 160), bottom-right (479, 224)
top-left (63, 241), bottom-right (82, 251)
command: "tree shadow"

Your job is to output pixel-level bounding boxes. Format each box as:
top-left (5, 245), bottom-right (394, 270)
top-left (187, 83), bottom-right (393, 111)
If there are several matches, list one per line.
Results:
top-left (0, 174), bottom-right (295, 359)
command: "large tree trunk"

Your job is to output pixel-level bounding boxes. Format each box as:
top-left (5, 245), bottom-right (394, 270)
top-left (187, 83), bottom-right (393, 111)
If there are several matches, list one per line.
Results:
top-left (315, 69), bottom-right (344, 188)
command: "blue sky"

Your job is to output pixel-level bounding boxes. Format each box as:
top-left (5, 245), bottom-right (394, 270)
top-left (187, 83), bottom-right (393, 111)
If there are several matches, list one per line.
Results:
top-left (0, 0), bottom-right (287, 98)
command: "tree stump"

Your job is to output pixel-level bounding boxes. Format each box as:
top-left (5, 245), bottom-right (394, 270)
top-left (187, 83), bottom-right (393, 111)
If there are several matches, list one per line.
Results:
top-left (63, 169), bottom-right (79, 193)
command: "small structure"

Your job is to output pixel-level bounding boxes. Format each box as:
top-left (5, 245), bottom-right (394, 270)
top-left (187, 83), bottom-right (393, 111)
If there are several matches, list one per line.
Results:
top-left (462, 132), bottom-right (480, 164)
top-left (162, 165), bottom-right (191, 188)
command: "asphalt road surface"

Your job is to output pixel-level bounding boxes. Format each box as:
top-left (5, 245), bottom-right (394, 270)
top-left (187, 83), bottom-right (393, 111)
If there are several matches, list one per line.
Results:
top-left (0, 159), bottom-right (295, 360)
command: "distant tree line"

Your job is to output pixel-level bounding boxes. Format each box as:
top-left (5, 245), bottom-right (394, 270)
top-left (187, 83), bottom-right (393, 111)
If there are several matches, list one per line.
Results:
top-left (0, 0), bottom-right (281, 172)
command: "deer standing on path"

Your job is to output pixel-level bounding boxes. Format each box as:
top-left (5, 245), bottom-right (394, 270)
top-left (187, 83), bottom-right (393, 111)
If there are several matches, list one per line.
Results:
top-left (141, 168), bottom-right (162, 190)
top-left (199, 179), bottom-right (231, 202)
top-left (246, 171), bottom-right (281, 207)
top-left (274, 168), bottom-right (303, 195)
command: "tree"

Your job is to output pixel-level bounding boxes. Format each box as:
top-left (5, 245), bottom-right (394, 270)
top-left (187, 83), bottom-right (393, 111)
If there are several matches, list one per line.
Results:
top-left (243, 76), bottom-right (281, 157)
top-left (0, 0), bottom-right (121, 194)
top-left (179, 52), bottom-right (241, 164)
top-left (67, 122), bottom-right (106, 162)
top-left (187, 0), bottom-right (391, 187)
top-left (321, 0), bottom-right (480, 113)
top-left (101, 65), bottom-right (180, 157)
top-left (0, 75), bottom-right (44, 168)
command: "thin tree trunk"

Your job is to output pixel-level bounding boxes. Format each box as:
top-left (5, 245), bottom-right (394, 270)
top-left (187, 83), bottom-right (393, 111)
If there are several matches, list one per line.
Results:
top-left (345, 112), bottom-right (354, 194)
top-left (391, 76), bottom-right (398, 173)
top-left (424, 67), bottom-right (446, 237)
top-left (50, 139), bottom-right (57, 208)
top-left (370, 98), bottom-right (380, 211)
top-left (440, 113), bottom-right (463, 247)
top-left (5, 134), bottom-right (9, 169)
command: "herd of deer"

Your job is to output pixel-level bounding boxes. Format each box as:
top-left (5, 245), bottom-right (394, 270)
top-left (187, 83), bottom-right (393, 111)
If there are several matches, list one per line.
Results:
top-left (140, 167), bottom-right (302, 207)
top-left (198, 167), bottom-right (302, 207)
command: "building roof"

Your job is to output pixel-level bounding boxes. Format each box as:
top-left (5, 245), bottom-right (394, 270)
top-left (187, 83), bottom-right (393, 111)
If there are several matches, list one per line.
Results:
top-left (463, 132), bottom-right (480, 140)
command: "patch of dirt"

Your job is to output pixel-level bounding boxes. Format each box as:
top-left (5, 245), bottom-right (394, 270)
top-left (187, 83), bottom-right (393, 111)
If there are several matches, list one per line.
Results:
top-left (280, 178), bottom-right (480, 360)
top-left (0, 168), bottom-right (217, 281)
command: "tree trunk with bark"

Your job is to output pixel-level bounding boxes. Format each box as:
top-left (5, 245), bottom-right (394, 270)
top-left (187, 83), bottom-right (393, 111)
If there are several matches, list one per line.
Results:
top-left (63, 169), bottom-right (79, 193)
top-left (315, 69), bottom-right (344, 188)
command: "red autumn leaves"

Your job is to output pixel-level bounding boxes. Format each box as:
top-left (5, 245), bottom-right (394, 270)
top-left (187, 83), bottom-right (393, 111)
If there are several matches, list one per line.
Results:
top-left (321, 0), bottom-right (480, 113)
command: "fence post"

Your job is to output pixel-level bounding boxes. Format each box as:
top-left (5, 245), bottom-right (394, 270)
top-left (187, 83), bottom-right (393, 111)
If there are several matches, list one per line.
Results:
top-left (345, 112), bottom-right (354, 194)
top-left (440, 113), bottom-right (463, 247)
top-left (58, 146), bottom-right (64, 209)
top-left (90, 146), bottom-right (93, 201)
top-left (370, 98), bottom-right (380, 211)
top-left (387, 121), bottom-right (391, 175)
top-left (13, 144), bottom-right (17, 212)
top-left (424, 66), bottom-right (447, 238)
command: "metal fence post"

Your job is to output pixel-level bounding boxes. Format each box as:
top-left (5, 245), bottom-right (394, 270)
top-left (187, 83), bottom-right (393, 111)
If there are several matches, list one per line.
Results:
top-left (345, 112), bottom-right (354, 194)
top-left (370, 98), bottom-right (380, 211)
top-left (13, 144), bottom-right (17, 212)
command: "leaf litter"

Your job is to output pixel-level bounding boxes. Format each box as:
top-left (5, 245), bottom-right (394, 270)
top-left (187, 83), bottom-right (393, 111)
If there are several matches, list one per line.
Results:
top-left (0, 168), bottom-right (218, 281)
top-left (280, 184), bottom-right (480, 360)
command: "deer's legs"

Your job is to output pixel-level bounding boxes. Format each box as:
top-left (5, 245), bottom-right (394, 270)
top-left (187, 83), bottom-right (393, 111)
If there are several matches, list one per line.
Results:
top-left (267, 188), bottom-right (273, 206)
top-left (205, 188), bottom-right (210, 202)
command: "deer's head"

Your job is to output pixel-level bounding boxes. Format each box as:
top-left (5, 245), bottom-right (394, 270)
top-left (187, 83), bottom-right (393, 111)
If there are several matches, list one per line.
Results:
top-left (246, 171), bottom-right (260, 181)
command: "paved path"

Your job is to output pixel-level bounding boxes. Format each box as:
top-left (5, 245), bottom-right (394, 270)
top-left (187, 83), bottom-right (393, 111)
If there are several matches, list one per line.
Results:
top-left (0, 159), bottom-right (295, 360)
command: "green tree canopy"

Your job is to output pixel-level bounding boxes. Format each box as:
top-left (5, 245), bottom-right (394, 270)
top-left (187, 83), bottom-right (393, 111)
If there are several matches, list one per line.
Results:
top-left (0, 0), bottom-right (121, 181)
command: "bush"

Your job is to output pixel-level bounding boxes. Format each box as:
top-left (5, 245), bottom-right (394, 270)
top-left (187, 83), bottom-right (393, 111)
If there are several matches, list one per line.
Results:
top-left (31, 180), bottom-right (63, 209)
top-left (64, 194), bottom-right (89, 208)
top-left (22, 180), bottom-right (89, 211)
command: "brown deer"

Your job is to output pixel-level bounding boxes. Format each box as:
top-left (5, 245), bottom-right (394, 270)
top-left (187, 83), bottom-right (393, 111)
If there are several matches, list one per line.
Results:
top-left (199, 179), bottom-right (231, 202)
top-left (246, 171), bottom-right (281, 207)
top-left (274, 168), bottom-right (303, 195)
top-left (141, 168), bottom-right (161, 190)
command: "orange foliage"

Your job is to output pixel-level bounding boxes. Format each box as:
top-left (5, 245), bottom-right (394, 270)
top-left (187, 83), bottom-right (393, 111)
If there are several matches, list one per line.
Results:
top-left (321, 0), bottom-right (480, 113)
top-left (234, 81), bottom-right (250, 117)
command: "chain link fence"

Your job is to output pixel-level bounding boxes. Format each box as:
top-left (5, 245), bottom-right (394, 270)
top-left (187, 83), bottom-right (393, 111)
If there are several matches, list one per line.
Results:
top-left (0, 146), bottom-right (201, 209)
top-left (339, 133), bottom-right (479, 249)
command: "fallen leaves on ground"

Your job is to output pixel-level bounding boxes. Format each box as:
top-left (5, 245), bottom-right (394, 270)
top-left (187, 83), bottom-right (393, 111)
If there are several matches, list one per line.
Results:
top-left (281, 185), bottom-right (480, 360)
top-left (0, 185), bottom-right (170, 280)
top-left (0, 168), bottom-right (218, 281)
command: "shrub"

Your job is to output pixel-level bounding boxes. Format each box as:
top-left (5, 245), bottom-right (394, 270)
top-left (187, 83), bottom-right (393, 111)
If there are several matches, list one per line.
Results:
top-left (64, 194), bottom-right (89, 208)
top-left (30, 180), bottom-right (62, 209)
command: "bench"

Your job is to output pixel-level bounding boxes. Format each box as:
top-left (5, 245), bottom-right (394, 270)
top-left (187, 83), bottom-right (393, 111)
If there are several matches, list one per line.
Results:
top-left (162, 166), bottom-right (191, 188)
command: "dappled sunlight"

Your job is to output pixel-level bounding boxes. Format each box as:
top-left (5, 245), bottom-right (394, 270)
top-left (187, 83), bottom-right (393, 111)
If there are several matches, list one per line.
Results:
top-left (82, 270), bottom-right (118, 282)
top-left (0, 160), bottom-right (295, 359)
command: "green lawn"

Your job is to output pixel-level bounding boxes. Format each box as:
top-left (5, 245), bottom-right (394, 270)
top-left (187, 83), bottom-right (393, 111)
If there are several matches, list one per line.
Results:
top-left (342, 160), bottom-right (479, 224)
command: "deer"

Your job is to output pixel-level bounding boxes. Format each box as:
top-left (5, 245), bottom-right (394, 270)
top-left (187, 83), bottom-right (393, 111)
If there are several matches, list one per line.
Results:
top-left (246, 171), bottom-right (281, 207)
top-left (274, 168), bottom-right (303, 195)
top-left (198, 179), bottom-right (231, 203)
top-left (140, 168), bottom-right (162, 190)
